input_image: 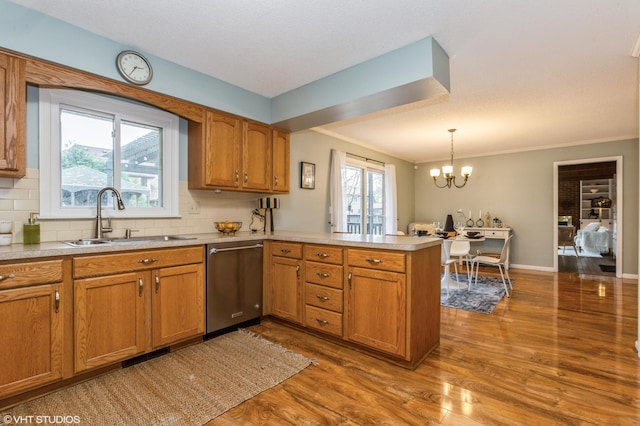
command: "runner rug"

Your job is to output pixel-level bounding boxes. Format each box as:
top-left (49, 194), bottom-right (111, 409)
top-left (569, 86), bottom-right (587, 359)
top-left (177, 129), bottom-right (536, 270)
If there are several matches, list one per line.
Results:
top-left (5, 329), bottom-right (314, 425)
top-left (441, 274), bottom-right (512, 314)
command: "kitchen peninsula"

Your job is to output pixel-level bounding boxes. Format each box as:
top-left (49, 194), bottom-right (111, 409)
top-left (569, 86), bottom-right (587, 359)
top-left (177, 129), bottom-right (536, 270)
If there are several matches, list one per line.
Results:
top-left (0, 231), bottom-right (441, 407)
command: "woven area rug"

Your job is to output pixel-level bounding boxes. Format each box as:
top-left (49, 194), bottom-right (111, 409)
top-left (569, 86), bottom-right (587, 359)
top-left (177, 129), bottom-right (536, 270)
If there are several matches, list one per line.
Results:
top-left (6, 330), bottom-right (314, 425)
top-left (441, 274), bottom-right (511, 314)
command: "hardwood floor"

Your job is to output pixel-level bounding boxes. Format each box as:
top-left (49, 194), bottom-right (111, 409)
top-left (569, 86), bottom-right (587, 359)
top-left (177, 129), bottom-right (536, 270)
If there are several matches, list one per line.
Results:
top-left (558, 250), bottom-right (616, 276)
top-left (208, 267), bottom-right (638, 425)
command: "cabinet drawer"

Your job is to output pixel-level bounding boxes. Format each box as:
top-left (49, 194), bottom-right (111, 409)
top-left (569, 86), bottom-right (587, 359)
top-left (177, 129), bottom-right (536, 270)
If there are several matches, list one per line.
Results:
top-left (0, 260), bottom-right (63, 290)
top-left (73, 246), bottom-right (204, 278)
top-left (305, 283), bottom-right (343, 312)
top-left (347, 249), bottom-right (405, 273)
top-left (271, 241), bottom-right (302, 259)
top-left (305, 305), bottom-right (343, 337)
top-left (483, 230), bottom-right (509, 239)
top-left (305, 262), bottom-right (343, 289)
top-left (304, 244), bottom-right (343, 264)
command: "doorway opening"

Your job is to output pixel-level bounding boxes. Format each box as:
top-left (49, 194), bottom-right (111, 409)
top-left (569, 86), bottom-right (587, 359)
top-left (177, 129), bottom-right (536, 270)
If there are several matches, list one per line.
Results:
top-left (553, 157), bottom-right (622, 277)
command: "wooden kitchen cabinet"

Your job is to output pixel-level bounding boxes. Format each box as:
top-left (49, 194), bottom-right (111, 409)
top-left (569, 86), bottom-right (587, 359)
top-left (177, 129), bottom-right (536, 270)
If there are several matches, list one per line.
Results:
top-left (74, 272), bottom-right (146, 372)
top-left (303, 244), bottom-right (344, 337)
top-left (73, 247), bottom-right (205, 372)
top-left (270, 242), bottom-right (303, 324)
top-left (189, 109), bottom-right (289, 193)
top-left (0, 52), bottom-right (26, 177)
top-left (346, 266), bottom-right (406, 357)
top-left (243, 120), bottom-right (271, 191)
top-left (0, 260), bottom-right (65, 398)
top-left (152, 263), bottom-right (204, 348)
top-left (272, 128), bottom-right (290, 193)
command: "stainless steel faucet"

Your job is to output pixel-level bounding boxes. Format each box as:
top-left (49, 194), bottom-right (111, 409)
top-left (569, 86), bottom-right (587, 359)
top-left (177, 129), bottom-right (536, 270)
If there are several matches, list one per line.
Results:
top-left (95, 187), bottom-right (125, 239)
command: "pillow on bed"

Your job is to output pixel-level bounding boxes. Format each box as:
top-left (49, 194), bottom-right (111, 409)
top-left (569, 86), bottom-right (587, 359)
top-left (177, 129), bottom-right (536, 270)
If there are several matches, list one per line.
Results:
top-left (583, 222), bottom-right (600, 232)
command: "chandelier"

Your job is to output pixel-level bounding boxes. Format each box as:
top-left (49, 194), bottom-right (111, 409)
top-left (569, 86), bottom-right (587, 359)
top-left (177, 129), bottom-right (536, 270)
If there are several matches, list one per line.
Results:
top-left (429, 129), bottom-right (472, 188)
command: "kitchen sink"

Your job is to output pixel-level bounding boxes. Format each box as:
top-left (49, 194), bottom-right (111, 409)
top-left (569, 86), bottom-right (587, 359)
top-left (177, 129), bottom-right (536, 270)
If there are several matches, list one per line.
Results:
top-left (64, 235), bottom-right (196, 247)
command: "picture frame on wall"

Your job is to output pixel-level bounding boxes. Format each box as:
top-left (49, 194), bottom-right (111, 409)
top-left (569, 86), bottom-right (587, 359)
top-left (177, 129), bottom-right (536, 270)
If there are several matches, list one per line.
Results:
top-left (300, 162), bottom-right (315, 189)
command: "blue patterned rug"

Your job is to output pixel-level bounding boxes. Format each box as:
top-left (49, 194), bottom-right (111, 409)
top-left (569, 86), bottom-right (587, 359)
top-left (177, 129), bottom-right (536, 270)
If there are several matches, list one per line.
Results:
top-left (441, 274), bottom-right (511, 314)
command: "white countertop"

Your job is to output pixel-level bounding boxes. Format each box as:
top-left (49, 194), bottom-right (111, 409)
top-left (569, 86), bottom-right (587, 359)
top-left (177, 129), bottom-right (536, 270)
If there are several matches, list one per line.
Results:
top-left (0, 231), bottom-right (442, 261)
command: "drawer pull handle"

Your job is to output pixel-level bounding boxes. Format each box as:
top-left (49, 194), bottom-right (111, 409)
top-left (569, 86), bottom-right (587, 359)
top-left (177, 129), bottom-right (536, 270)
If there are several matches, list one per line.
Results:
top-left (315, 318), bottom-right (329, 326)
top-left (296, 264), bottom-right (300, 278)
top-left (155, 272), bottom-right (160, 294)
top-left (138, 277), bottom-right (143, 297)
top-left (137, 258), bottom-right (158, 264)
top-left (244, 172), bottom-right (248, 183)
top-left (0, 273), bottom-right (15, 281)
top-left (316, 253), bottom-right (330, 258)
top-left (316, 295), bottom-right (330, 301)
top-left (347, 271), bottom-right (352, 289)
top-left (54, 289), bottom-right (60, 314)
top-left (235, 170), bottom-right (239, 182)
top-left (366, 258), bottom-right (383, 264)
top-left (280, 249), bottom-right (291, 254)
top-left (274, 176), bottom-right (279, 186)
top-left (316, 272), bottom-right (330, 278)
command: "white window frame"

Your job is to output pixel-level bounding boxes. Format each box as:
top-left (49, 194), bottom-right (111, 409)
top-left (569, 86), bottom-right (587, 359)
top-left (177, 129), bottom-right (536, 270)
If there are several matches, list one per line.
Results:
top-left (344, 157), bottom-right (386, 235)
top-left (39, 89), bottom-right (180, 219)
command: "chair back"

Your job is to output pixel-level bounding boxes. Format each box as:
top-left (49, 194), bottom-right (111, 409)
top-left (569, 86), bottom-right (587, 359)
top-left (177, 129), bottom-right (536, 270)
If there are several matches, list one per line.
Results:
top-left (449, 240), bottom-right (470, 256)
top-left (498, 235), bottom-right (513, 263)
top-left (558, 226), bottom-right (575, 245)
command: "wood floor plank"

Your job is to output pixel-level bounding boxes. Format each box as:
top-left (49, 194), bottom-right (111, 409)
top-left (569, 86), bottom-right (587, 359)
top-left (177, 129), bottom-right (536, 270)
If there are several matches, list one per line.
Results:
top-left (206, 268), bottom-right (639, 425)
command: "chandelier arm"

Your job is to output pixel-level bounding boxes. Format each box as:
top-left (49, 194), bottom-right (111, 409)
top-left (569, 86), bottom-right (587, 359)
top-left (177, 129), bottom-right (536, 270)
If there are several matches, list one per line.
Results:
top-left (432, 177), bottom-right (452, 188)
top-left (453, 176), bottom-right (469, 188)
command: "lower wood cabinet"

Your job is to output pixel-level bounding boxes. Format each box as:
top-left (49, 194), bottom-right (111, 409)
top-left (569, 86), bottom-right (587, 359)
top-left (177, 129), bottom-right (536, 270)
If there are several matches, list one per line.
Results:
top-left (73, 247), bottom-right (205, 373)
top-left (346, 267), bottom-right (406, 357)
top-left (0, 260), bottom-right (65, 398)
top-left (270, 243), bottom-right (302, 324)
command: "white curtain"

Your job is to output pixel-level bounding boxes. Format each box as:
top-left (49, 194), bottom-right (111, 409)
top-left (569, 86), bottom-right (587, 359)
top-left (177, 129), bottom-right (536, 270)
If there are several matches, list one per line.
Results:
top-left (384, 163), bottom-right (398, 234)
top-left (329, 149), bottom-right (347, 232)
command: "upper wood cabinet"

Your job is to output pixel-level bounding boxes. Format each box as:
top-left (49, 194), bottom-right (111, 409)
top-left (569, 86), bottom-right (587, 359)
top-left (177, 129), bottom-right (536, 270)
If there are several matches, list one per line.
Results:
top-left (243, 120), bottom-right (272, 191)
top-left (189, 109), bottom-right (289, 193)
top-left (0, 53), bottom-right (26, 177)
top-left (272, 129), bottom-right (290, 193)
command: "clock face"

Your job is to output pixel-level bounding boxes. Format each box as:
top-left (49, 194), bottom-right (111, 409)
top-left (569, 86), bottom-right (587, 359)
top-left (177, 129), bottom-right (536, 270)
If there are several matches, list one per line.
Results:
top-left (116, 51), bottom-right (153, 85)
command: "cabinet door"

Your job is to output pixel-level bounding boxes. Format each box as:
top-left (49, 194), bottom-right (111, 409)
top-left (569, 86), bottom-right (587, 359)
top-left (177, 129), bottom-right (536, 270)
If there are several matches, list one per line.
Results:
top-left (205, 110), bottom-right (241, 188)
top-left (152, 263), bottom-right (205, 348)
top-left (272, 128), bottom-right (290, 193)
top-left (346, 267), bottom-right (406, 357)
top-left (74, 272), bottom-right (146, 372)
top-left (271, 256), bottom-right (302, 324)
top-left (0, 53), bottom-right (26, 177)
top-left (0, 284), bottom-right (63, 397)
top-left (243, 121), bottom-right (271, 190)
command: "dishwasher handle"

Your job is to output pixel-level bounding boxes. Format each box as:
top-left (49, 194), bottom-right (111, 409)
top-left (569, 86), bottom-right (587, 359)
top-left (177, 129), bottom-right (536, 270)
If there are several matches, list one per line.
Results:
top-left (209, 243), bottom-right (263, 255)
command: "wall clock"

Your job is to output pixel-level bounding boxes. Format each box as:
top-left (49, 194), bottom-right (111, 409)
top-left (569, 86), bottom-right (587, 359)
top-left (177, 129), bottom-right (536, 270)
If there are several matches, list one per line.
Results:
top-left (116, 50), bottom-right (153, 85)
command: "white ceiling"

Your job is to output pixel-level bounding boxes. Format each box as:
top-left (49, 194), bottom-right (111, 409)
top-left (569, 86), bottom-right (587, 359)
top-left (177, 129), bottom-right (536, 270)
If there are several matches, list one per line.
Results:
top-left (9, 0), bottom-right (640, 163)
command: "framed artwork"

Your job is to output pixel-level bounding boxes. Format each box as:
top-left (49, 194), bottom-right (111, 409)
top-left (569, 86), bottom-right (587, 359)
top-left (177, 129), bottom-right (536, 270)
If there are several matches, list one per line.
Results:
top-left (300, 162), bottom-right (315, 189)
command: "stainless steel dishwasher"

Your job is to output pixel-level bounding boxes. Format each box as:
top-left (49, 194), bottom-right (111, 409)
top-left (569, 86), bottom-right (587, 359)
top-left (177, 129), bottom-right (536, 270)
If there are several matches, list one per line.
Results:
top-left (206, 241), bottom-right (263, 334)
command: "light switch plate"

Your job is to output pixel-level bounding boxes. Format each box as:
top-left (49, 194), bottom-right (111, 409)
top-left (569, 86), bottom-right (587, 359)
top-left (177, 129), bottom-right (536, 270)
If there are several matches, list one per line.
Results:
top-left (188, 201), bottom-right (200, 214)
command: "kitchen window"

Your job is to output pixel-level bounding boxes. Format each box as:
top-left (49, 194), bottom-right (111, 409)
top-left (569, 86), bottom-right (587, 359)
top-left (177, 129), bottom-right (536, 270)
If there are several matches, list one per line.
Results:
top-left (38, 89), bottom-right (179, 219)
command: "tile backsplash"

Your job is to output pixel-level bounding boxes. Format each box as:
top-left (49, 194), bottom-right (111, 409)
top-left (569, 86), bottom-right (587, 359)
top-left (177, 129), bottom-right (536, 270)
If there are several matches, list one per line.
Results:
top-left (0, 168), bottom-right (262, 244)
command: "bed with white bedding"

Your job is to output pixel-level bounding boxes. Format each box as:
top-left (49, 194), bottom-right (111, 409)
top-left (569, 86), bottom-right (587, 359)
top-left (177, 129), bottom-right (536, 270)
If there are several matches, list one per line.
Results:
top-left (574, 222), bottom-right (610, 254)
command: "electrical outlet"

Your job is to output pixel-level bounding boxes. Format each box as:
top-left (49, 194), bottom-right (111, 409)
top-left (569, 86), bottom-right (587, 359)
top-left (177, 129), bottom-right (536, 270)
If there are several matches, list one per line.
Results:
top-left (188, 201), bottom-right (200, 214)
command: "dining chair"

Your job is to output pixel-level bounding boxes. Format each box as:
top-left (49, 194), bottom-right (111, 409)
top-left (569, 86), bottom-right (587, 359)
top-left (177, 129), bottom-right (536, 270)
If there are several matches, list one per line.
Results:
top-left (449, 240), bottom-right (472, 282)
top-left (470, 235), bottom-right (513, 297)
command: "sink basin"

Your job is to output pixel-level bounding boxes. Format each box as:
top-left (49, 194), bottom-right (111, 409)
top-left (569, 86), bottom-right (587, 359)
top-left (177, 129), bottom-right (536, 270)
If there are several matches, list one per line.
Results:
top-left (110, 235), bottom-right (197, 243)
top-left (64, 235), bottom-right (196, 247)
top-left (64, 239), bottom-right (112, 247)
